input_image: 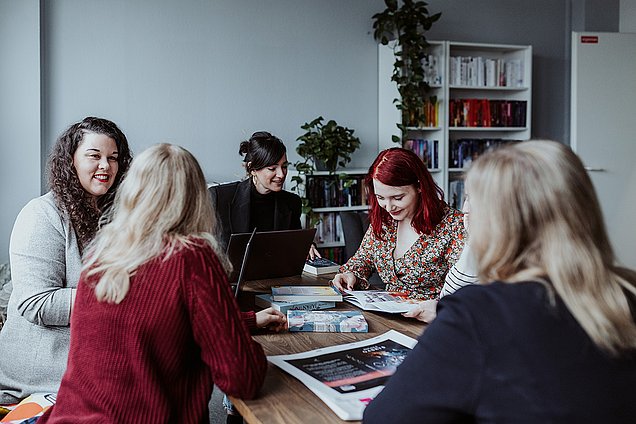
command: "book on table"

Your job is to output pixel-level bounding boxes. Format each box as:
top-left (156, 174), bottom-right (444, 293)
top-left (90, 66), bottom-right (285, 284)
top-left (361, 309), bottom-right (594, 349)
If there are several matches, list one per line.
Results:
top-left (254, 294), bottom-right (336, 314)
top-left (287, 310), bottom-right (368, 333)
top-left (303, 257), bottom-right (341, 275)
top-left (343, 290), bottom-right (419, 313)
top-left (271, 285), bottom-right (343, 302)
top-left (268, 330), bottom-right (417, 421)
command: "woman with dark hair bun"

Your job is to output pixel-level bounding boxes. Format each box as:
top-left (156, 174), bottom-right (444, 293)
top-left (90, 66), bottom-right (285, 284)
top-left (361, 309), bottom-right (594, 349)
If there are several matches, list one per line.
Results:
top-left (332, 148), bottom-right (466, 313)
top-left (209, 131), bottom-right (320, 258)
top-left (0, 117), bottom-right (132, 404)
top-left (210, 131), bottom-right (317, 423)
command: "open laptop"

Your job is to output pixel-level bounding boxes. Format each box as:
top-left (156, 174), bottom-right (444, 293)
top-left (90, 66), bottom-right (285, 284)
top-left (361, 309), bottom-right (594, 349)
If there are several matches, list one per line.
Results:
top-left (226, 228), bottom-right (317, 295)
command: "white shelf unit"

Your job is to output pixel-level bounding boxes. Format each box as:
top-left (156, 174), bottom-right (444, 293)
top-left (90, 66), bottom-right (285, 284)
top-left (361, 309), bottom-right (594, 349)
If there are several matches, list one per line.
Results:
top-left (379, 41), bottom-right (532, 208)
top-left (378, 41), bottom-right (447, 192)
top-left (286, 168), bottom-right (369, 262)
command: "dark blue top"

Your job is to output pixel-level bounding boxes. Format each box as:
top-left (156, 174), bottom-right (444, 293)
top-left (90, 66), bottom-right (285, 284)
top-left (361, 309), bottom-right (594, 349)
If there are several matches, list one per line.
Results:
top-left (363, 281), bottom-right (636, 423)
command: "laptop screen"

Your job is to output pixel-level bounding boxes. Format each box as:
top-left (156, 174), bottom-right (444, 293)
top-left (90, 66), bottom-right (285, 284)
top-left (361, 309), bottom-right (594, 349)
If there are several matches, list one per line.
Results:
top-left (226, 228), bottom-right (317, 286)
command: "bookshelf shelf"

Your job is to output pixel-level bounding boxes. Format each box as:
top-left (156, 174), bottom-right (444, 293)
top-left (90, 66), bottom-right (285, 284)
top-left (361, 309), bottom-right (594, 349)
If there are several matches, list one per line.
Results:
top-left (286, 169), bottom-right (369, 263)
top-left (449, 85), bottom-right (530, 91)
top-left (449, 127), bottom-right (528, 132)
top-left (405, 126), bottom-right (443, 131)
top-left (379, 40), bottom-right (532, 209)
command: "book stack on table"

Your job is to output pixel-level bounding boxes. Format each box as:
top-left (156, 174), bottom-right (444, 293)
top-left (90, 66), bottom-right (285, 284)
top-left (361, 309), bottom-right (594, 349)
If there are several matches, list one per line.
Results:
top-left (303, 258), bottom-right (341, 275)
top-left (255, 285), bottom-right (342, 314)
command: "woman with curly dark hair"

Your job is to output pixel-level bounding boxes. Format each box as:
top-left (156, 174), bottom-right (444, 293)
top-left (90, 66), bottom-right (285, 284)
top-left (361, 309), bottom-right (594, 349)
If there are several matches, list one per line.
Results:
top-left (0, 117), bottom-right (132, 405)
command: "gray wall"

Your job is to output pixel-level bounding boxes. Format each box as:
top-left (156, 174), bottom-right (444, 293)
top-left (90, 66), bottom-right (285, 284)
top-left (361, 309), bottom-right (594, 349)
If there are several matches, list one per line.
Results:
top-left (0, 0), bottom-right (625, 264)
top-left (0, 0), bottom-right (41, 265)
top-left (41, 0), bottom-right (384, 184)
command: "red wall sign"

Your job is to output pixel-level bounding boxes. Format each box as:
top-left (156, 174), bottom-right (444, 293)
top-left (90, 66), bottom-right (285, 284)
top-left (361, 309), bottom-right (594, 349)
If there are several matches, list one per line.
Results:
top-left (580, 35), bottom-right (599, 44)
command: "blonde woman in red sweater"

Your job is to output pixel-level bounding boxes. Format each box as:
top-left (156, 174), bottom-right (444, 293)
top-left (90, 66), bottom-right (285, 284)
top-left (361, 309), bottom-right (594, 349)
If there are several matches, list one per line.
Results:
top-left (39, 144), bottom-right (284, 424)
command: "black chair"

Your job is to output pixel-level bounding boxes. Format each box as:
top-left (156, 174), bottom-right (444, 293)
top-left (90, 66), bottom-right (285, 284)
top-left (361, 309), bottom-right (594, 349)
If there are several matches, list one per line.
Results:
top-left (340, 211), bottom-right (383, 288)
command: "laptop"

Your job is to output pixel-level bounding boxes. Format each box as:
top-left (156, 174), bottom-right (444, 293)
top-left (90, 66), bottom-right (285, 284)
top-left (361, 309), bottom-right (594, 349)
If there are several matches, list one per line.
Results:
top-left (226, 228), bottom-right (317, 295)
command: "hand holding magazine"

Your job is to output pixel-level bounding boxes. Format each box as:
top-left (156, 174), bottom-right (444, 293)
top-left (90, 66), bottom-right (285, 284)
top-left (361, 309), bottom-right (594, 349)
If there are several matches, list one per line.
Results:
top-left (268, 330), bottom-right (417, 421)
top-left (343, 290), bottom-right (419, 313)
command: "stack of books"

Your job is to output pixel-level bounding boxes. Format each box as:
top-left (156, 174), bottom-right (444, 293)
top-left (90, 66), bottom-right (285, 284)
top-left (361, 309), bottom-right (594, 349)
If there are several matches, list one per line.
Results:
top-left (303, 258), bottom-right (341, 275)
top-left (255, 285), bottom-right (342, 314)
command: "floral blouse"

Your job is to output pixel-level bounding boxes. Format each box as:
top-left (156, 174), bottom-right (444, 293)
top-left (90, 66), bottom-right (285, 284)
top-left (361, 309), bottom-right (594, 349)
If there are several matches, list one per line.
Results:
top-left (340, 207), bottom-right (466, 300)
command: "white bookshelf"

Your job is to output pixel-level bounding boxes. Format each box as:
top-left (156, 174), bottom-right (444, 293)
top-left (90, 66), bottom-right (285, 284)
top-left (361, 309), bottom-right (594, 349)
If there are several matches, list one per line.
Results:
top-left (379, 40), bottom-right (532, 208)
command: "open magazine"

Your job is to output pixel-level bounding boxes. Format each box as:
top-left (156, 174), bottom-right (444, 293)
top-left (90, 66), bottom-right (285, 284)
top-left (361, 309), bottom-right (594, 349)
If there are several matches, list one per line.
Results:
top-left (268, 330), bottom-right (417, 421)
top-left (343, 290), bottom-right (419, 313)
top-left (0, 392), bottom-right (56, 423)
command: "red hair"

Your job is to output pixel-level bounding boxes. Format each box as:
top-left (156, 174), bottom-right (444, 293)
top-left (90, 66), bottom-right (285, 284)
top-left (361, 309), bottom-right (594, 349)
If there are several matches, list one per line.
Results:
top-left (366, 148), bottom-right (445, 238)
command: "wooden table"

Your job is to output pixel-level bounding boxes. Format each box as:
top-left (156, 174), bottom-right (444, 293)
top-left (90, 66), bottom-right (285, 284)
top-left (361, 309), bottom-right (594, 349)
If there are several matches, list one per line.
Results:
top-left (230, 273), bottom-right (427, 424)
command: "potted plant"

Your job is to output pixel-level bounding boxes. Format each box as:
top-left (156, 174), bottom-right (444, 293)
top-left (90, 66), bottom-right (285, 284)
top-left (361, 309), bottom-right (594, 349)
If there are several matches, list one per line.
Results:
top-left (291, 116), bottom-right (361, 222)
top-left (372, 0), bottom-right (441, 142)
top-left (294, 116), bottom-right (361, 174)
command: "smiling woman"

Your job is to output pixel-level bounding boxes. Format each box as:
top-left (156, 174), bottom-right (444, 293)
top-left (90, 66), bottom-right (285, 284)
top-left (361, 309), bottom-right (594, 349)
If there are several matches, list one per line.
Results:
top-left (72, 133), bottom-right (120, 199)
top-left (0, 117), bottom-right (132, 405)
top-left (208, 131), bottom-right (310, 253)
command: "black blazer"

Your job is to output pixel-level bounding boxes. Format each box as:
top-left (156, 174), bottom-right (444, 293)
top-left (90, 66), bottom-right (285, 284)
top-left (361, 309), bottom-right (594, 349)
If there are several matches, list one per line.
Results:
top-left (209, 178), bottom-right (302, 251)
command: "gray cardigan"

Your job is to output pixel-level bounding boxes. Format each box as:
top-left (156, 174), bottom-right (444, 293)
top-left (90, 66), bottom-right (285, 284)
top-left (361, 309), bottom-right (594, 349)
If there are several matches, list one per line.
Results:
top-left (0, 192), bottom-right (81, 404)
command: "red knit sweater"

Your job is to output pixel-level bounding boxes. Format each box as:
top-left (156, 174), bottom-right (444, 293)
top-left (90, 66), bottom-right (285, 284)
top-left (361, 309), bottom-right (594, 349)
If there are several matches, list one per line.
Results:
top-left (39, 240), bottom-right (267, 423)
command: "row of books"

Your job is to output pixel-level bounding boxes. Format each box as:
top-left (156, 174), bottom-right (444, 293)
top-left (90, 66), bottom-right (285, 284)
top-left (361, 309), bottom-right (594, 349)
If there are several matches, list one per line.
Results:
top-left (449, 99), bottom-right (527, 128)
top-left (314, 212), bottom-right (344, 245)
top-left (421, 53), bottom-right (443, 86)
top-left (449, 138), bottom-right (521, 169)
top-left (450, 55), bottom-right (524, 87)
top-left (404, 138), bottom-right (439, 169)
top-left (305, 175), bottom-right (367, 208)
top-left (404, 96), bottom-right (439, 128)
top-left (318, 246), bottom-right (346, 264)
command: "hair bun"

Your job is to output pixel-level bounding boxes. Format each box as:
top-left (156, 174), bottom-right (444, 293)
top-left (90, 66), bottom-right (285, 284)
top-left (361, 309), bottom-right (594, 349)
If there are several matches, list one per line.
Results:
top-left (238, 140), bottom-right (250, 157)
top-left (250, 131), bottom-right (273, 141)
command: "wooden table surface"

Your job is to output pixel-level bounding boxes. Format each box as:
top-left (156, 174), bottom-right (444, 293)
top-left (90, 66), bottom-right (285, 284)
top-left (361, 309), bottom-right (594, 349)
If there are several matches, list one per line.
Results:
top-left (230, 273), bottom-right (427, 424)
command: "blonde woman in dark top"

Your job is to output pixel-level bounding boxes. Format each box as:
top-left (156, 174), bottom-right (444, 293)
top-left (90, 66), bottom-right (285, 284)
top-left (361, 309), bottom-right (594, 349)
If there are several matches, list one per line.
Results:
top-left (364, 140), bottom-right (636, 423)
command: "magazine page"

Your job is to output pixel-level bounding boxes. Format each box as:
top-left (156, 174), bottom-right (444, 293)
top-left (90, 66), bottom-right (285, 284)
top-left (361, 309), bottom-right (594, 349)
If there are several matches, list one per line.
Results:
top-left (343, 290), bottom-right (419, 313)
top-left (268, 330), bottom-right (417, 421)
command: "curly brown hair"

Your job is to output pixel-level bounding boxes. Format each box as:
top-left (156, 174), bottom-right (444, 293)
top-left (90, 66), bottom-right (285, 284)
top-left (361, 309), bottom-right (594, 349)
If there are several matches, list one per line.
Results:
top-left (48, 117), bottom-right (132, 251)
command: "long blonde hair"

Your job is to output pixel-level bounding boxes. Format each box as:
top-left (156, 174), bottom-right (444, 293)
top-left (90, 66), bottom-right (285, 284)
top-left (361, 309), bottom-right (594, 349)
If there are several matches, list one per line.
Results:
top-left (466, 140), bottom-right (636, 355)
top-left (84, 143), bottom-right (228, 303)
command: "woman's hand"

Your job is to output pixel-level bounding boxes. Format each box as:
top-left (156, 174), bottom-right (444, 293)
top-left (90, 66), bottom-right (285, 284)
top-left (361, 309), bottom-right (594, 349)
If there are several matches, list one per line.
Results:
top-left (255, 307), bottom-right (287, 332)
top-left (308, 244), bottom-right (322, 260)
top-left (402, 299), bottom-right (438, 323)
top-left (331, 272), bottom-right (357, 292)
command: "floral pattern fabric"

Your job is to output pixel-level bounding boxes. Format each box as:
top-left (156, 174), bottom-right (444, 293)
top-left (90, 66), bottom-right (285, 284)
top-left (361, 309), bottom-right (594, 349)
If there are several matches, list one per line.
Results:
top-left (340, 207), bottom-right (466, 300)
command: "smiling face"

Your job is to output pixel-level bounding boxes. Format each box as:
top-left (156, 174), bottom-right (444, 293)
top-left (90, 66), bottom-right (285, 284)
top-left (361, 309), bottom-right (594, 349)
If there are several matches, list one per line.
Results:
top-left (251, 154), bottom-right (288, 194)
top-left (373, 179), bottom-right (420, 222)
top-left (72, 132), bottom-right (119, 199)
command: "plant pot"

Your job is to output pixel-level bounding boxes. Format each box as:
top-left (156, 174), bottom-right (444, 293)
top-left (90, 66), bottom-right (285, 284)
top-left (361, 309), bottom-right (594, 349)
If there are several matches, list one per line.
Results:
top-left (313, 158), bottom-right (330, 172)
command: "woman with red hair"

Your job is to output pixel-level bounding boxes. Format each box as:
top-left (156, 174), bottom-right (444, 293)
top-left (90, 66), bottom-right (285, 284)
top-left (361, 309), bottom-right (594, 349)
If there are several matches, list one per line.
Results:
top-left (332, 148), bottom-right (465, 306)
